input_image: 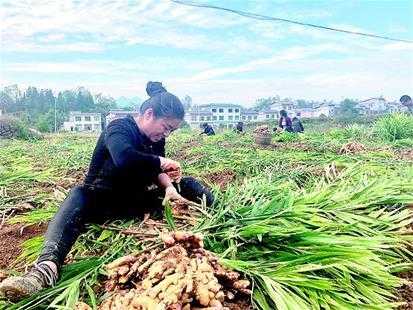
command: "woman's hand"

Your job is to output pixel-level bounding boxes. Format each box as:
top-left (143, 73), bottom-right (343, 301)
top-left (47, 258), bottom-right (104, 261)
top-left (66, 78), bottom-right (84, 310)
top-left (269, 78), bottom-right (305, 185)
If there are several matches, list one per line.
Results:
top-left (165, 170), bottom-right (181, 183)
top-left (159, 157), bottom-right (182, 182)
top-left (162, 185), bottom-right (188, 206)
top-left (160, 157), bottom-right (180, 171)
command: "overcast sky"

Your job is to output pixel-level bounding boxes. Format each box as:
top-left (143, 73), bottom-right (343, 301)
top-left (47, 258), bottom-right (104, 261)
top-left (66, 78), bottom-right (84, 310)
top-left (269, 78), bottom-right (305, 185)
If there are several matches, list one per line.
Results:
top-left (1, 0), bottom-right (412, 106)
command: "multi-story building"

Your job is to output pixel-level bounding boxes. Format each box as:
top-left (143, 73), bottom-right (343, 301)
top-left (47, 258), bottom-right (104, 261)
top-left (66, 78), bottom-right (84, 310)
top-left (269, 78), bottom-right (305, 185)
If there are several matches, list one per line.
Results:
top-left (357, 97), bottom-right (387, 116)
top-left (270, 101), bottom-right (295, 115)
top-left (240, 109), bottom-right (259, 122)
top-left (357, 97), bottom-right (409, 115)
top-left (298, 105), bottom-right (333, 118)
top-left (259, 106), bottom-right (279, 122)
top-left (186, 102), bottom-right (334, 129)
top-left (185, 103), bottom-right (243, 129)
top-left (62, 111), bottom-right (102, 132)
top-left (386, 101), bottom-right (408, 113)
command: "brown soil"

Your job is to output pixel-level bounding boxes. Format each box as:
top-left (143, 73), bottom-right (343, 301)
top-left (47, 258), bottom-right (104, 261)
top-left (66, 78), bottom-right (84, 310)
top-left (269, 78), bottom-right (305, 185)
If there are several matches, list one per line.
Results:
top-left (338, 142), bottom-right (365, 155)
top-left (398, 149), bottom-right (413, 161)
top-left (0, 223), bottom-right (46, 269)
top-left (224, 299), bottom-right (253, 310)
top-left (398, 271), bottom-right (413, 309)
top-left (170, 139), bottom-right (202, 163)
top-left (175, 152), bottom-right (204, 166)
top-left (203, 170), bottom-right (236, 189)
top-left (57, 168), bottom-right (87, 188)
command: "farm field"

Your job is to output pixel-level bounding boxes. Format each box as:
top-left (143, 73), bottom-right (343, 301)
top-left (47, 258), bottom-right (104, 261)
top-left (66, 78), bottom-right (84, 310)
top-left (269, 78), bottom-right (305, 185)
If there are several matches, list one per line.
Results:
top-left (0, 114), bottom-right (413, 309)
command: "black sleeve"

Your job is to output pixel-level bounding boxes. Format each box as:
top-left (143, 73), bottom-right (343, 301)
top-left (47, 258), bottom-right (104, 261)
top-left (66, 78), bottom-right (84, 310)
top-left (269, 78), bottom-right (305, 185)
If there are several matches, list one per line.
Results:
top-left (104, 120), bottom-right (162, 179)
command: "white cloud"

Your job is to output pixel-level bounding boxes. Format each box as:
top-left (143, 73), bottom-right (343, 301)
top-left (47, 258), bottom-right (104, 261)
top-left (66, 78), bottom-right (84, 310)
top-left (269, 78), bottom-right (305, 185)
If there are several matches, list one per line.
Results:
top-left (0, 0), bottom-right (250, 53)
top-left (381, 42), bottom-right (413, 52)
top-left (1, 1), bottom-right (412, 105)
top-left (2, 58), bottom-right (212, 76)
top-left (388, 24), bottom-right (409, 34)
top-left (38, 33), bottom-right (66, 42)
top-left (3, 42), bottom-right (105, 53)
top-left (4, 62), bottom-right (110, 74)
top-left (186, 43), bottom-right (349, 81)
top-left (3, 40), bottom-right (411, 104)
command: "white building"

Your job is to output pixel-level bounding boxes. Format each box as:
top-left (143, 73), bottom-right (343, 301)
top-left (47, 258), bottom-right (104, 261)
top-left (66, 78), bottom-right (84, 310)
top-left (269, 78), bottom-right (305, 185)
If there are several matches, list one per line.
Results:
top-left (258, 107), bottom-right (278, 122)
top-left (357, 97), bottom-right (409, 115)
top-left (186, 101), bottom-right (334, 129)
top-left (186, 103), bottom-right (278, 129)
top-left (62, 111), bottom-right (102, 132)
top-left (106, 110), bottom-right (140, 126)
top-left (358, 97), bottom-right (387, 115)
top-left (186, 103), bottom-right (243, 129)
top-left (258, 102), bottom-right (332, 120)
top-left (296, 105), bottom-right (332, 118)
top-left (241, 109), bottom-right (260, 122)
top-left (269, 101), bottom-right (295, 115)
top-left (386, 101), bottom-right (408, 113)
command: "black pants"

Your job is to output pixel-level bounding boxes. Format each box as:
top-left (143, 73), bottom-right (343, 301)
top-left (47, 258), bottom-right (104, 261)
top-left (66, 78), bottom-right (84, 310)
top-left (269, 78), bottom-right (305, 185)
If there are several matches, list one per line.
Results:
top-left (38, 177), bottom-right (213, 269)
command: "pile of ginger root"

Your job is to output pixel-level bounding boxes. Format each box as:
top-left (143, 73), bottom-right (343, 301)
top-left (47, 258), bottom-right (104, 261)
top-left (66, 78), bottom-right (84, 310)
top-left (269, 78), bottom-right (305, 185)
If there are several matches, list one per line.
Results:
top-left (77, 231), bottom-right (251, 310)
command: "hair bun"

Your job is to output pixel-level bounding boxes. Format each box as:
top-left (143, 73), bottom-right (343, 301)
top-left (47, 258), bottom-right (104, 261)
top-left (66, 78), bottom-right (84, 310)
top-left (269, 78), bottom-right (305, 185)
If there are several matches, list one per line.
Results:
top-left (146, 81), bottom-right (167, 97)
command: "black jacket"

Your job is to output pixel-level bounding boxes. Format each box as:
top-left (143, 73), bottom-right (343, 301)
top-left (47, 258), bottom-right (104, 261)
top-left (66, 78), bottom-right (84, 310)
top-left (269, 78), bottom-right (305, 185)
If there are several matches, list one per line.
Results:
top-left (203, 125), bottom-right (215, 136)
top-left (292, 118), bottom-right (304, 133)
top-left (84, 116), bottom-right (164, 193)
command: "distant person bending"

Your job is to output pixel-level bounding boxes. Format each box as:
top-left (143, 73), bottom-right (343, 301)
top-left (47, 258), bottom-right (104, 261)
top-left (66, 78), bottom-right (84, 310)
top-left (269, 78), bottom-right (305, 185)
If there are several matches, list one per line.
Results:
top-left (292, 113), bottom-right (304, 133)
top-left (400, 95), bottom-right (413, 113)
top-left (200, 122), bottom-right (215, 136)
top-left (0, 82), bottom-right (214, 302)
top-left (235, 121), bottom-right (244, 133)
top-left (278, 110), bottom-right (293, 132)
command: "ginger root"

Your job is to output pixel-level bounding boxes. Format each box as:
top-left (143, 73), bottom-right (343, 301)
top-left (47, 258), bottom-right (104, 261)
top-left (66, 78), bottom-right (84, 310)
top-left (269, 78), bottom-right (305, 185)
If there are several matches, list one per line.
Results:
top-left (96, 231), bottom-right (251, 309)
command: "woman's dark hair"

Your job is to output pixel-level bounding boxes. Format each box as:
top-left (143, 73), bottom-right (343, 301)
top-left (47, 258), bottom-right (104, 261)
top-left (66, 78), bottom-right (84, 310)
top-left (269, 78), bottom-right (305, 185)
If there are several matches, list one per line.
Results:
top-left (279, 109), bottom-right (288, 117)
top-left (139, 81), bottom-right (185, 119)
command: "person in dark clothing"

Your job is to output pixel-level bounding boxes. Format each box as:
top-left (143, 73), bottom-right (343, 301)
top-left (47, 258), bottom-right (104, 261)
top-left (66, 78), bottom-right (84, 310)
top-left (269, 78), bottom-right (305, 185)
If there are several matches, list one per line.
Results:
top-left (400, 95), bottom-right (413, 113)
top-left (292, 113), bottom-right (304, 133)
top-left (0, 82), bottom-right (214, 301)
top-left (235, 121), bottom-right (244, 133)
top-left (200, 122), bottom-right (215, 136)
top-left (278, 110), bottom-right (293, 132)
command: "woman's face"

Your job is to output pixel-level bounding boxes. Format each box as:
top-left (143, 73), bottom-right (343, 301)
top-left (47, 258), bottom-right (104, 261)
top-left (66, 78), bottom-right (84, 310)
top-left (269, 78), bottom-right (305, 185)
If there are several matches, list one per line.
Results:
top-left (139, 109), bottom-right (181, 142)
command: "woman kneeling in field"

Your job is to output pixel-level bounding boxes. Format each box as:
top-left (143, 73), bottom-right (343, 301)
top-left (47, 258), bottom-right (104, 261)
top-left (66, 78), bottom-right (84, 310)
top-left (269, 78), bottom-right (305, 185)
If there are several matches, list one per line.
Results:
top-left (0, 81), bottom-right (214, 301)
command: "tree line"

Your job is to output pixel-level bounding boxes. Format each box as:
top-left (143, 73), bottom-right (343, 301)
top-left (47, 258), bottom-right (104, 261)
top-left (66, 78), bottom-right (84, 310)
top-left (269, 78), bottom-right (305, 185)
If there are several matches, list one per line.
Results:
top-left (0, 85), bottom-right (119, 132)
top-left (0, 83), bottom-right (370, 133)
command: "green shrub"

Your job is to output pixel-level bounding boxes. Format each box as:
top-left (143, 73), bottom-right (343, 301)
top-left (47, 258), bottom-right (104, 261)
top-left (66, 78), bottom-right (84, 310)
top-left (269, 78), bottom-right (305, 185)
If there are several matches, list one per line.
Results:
top-left (0, 116), bottom-right (43, 140)
top-left (343, 123), bottom-right (369, 139)
top-left (274, 131), bottom-right (299, 142)
top-left (326, 128), bottom-right (346, 141)
top-left (374, 113), bottom-right (413, 141)
top-left (392, 138), bottom-right (413, 148)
